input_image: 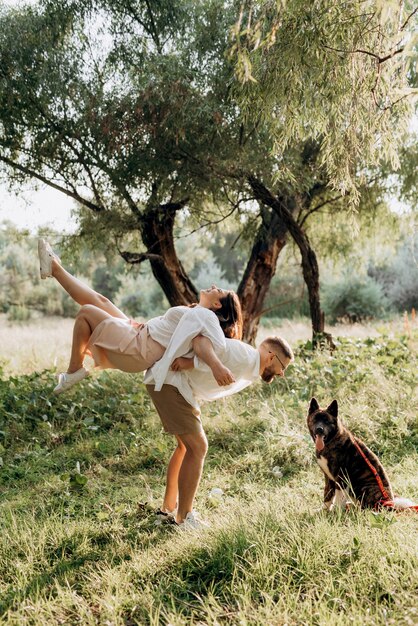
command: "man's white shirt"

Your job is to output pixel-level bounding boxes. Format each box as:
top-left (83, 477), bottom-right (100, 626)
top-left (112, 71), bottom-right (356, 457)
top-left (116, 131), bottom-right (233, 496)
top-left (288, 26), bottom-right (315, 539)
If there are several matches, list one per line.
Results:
top-left (144, 338), bottom-right (260, 410)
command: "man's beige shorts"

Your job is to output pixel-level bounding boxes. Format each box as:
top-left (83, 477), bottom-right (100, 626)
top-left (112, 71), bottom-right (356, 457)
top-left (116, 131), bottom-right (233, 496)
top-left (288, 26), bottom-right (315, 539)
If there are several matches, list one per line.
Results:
top-left (146, 384), bottom-right (203, 435)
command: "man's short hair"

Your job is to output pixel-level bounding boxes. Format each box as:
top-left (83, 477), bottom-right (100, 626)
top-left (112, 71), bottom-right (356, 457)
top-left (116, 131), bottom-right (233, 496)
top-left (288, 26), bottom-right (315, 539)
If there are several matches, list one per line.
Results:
top-left (261, 336), bottom-right (294, 362)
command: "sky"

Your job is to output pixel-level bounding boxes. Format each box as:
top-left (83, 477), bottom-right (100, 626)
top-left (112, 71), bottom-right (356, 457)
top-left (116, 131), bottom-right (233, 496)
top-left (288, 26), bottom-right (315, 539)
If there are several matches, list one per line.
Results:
top-left (0, 184), bottom-right (78, 233)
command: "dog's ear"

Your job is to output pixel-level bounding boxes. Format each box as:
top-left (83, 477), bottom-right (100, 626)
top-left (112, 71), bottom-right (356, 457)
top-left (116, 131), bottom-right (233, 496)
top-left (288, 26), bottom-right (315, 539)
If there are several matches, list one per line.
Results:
top-left (327, 399), bottom-right (338, 418)
top-left (309, 397), bottom-right (319, 414)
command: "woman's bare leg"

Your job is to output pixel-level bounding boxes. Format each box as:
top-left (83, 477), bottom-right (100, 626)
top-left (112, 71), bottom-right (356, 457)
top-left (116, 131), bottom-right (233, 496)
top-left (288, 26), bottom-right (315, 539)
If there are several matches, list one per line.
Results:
top-left (67, 304), bottom-right (116, 373)
top-left (162, 437), bottom-right (187, 512)
top-left (51, 259), bottom-right (128, 320)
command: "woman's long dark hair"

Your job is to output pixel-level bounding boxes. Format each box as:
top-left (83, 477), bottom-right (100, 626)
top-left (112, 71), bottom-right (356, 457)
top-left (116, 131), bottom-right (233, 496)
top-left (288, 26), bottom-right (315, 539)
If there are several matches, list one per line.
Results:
top-left (215, 291), bottom-right (243, 340)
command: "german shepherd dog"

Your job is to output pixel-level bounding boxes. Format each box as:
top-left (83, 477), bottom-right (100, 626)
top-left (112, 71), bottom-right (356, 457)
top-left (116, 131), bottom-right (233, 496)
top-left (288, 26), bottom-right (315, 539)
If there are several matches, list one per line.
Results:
top-left (307, 398), bottom-right (394, 510)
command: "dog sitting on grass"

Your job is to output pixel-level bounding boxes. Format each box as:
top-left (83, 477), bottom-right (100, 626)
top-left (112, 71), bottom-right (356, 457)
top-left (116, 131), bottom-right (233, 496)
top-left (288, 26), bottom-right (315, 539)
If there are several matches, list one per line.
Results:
top-left (307, 397), bottom-right (398, 511)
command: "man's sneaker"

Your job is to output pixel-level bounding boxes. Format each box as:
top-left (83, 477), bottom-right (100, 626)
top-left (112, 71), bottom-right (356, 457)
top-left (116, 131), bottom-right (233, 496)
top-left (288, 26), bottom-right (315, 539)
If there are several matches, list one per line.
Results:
top-left (154, 508), bottom-right (177, 526)
top-left (179, 511), bottom-right (210, 531)
top-left (38, 239), bottom-right (60, 279)
top-left (53, 367), bottom-right (89, 395)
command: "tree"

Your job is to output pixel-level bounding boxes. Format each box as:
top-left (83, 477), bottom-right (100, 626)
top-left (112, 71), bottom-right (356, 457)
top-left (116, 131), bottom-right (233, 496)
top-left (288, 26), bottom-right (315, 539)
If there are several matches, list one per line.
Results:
top-left (0, 0), bottom-right (295, 341)
top-left (230, 0), bottom-right (417, 342)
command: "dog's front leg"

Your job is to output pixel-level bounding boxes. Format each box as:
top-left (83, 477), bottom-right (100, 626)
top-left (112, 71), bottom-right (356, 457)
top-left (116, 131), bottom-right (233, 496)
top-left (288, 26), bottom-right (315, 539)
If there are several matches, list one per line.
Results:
top-left (323, 477), bottom-right (336, 510)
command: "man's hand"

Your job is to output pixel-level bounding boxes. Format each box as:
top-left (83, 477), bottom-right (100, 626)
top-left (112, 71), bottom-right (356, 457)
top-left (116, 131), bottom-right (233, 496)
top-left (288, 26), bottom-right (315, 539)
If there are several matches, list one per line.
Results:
top-left (211, 363), bottom-right (236, 386)
top-left (171, 357), bottom-right (194, 371)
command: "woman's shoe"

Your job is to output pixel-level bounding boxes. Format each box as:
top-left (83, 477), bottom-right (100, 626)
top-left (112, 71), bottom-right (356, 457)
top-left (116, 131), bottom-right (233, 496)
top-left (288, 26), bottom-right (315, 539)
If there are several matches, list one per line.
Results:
top-left (53, 367), bottom-right (89, 395)
top-left (178, 511), bottom-right (210, 530)
top-left (38, 239), bottom-right (60, 279)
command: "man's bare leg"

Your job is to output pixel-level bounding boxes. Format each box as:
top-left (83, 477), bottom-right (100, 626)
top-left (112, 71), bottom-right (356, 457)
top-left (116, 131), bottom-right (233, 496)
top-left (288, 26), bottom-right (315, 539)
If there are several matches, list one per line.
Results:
top-left (161, 436), bottom-right (187, 513)
top-left (67, 305), bottom-right (115, 373)
top-left (176, 431), bottom-right (208, 523)
top-left (51, 258), bottom-right (128, 319)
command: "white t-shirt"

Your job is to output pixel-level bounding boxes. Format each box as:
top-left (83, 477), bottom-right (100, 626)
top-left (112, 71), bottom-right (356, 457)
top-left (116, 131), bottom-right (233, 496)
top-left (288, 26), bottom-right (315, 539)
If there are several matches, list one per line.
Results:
top-left (144, 338), bottom-right (260, 410)
top-left (147, 306), bottom-right (226, 391)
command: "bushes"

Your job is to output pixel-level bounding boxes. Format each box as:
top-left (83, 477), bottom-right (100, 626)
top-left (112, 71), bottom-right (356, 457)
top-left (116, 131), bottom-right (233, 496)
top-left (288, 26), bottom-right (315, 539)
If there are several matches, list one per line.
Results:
top-left (368, 235), bottom-right (418, 312)
top-left (322, 275), bottom-right (390, 323)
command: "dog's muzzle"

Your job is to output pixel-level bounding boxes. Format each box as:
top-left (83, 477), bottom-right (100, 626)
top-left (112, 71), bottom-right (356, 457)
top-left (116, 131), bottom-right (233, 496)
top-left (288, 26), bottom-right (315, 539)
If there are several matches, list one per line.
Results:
top-left (314, 426), bottom-right (325, 452)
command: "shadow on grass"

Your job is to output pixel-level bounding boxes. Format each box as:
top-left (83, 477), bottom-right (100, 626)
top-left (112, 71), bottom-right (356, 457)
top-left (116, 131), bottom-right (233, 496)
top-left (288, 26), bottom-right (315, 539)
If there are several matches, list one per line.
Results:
top-left (0, 547), bottom-right (100, 617)
top-left (0, 515), bottom-right (181, 618)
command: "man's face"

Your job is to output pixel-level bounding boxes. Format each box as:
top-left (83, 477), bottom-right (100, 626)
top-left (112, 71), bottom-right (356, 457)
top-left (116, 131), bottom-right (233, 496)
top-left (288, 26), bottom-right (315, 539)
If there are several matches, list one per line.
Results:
top-left (261, 352), bottom-right (291, 383)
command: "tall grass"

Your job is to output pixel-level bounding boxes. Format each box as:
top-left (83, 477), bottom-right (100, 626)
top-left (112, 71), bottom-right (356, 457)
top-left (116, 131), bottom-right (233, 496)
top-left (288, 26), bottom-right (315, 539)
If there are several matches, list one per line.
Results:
top-left (0, 322), bottom-right (417, 625)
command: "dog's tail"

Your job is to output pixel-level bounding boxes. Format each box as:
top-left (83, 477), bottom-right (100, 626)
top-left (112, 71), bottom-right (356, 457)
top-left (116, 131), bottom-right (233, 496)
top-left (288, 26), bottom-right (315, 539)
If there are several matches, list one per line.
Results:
top-left (380, 497), bottom-right (418, 512)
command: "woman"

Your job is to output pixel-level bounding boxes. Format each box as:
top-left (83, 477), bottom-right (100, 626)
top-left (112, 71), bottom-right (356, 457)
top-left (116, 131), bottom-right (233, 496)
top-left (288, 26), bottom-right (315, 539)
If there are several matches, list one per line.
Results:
top-left (38, 240), bottom-right (243, 394)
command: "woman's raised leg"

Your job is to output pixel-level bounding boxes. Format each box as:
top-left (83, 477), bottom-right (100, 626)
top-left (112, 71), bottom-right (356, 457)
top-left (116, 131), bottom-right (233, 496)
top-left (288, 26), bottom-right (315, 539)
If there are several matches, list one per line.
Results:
top-left (67, 304), bottom-right (116, 373)
top-left (51, 259), bottom-right (128, 320)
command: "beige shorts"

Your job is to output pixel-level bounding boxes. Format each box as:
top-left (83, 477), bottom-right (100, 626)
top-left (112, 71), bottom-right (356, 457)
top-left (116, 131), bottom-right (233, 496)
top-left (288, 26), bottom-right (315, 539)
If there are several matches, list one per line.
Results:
top-left (146, 384), bottom-right (203, 435)
top-left (86, 320), bottom-right (165, 373)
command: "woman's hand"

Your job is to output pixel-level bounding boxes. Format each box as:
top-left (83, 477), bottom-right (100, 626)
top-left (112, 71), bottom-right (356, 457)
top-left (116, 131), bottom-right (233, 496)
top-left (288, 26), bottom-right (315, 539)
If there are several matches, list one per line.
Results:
top-left (211, 363), bottom-right (236, 386)
top-left (129, 319), bottom-right (145, 330)
top-left (171, 357), bottom-right (194, 371)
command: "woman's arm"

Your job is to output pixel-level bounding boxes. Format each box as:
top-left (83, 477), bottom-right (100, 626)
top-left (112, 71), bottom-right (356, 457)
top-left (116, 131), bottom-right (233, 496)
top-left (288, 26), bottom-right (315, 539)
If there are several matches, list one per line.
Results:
top-left (150, 307), bottom-right (227, 391)
top-left (171, 338), bottom-right (236, 386)
top-left (192, 336), bottom-right (236, 386)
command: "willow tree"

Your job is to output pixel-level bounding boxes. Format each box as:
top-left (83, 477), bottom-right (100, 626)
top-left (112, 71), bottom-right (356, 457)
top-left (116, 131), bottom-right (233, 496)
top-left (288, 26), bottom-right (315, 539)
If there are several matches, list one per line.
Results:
top-left (1, 1), bottom-right (416, 343)
top-left (0, 0), bottom-right (297, 341)
top-left (231, 0), bottom-right (417, 342)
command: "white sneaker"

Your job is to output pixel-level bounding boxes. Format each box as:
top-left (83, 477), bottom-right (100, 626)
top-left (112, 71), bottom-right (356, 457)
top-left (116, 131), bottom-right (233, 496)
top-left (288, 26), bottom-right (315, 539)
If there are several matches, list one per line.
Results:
top-left (38, 239), bottom-right (60, 279)
top-left (179, 511), bottom-right (210, 531)
top-left (53, 367), bottom-right (89, 395)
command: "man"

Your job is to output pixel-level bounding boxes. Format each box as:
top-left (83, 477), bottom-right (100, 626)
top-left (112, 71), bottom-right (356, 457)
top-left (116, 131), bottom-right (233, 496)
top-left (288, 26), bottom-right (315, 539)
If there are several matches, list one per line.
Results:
top-left (144, 334), bottom-right (294, 529)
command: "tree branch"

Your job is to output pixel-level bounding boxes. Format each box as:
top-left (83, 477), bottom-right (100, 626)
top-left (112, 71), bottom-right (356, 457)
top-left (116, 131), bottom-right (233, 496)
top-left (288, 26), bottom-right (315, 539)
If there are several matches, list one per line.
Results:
top-left (119, 250), bottom-right (162, 264)
top-left (299, 193), bottom-right (346, 228)
top-left (322, 43), bottom-right (405, 64)
top-left (0, 154), bottom-right (104, 213)
top-left (400, 7), bottom-right (418, 30)
top-left (144, 0), bottom-right (162, 53)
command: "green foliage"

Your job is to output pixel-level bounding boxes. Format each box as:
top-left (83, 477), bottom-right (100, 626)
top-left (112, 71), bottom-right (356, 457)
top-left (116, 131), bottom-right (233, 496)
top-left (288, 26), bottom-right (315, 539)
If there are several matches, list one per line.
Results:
top-left (231, 1), bottom-right (417, 204)
top-left (322, 275), bottom-right (391, 323)
top-left (368, 234), bottom-right (418, 312)
top-left (7, 305), bottom-right (31, 322)
top-left (262, 271), bottom-right (310, 318)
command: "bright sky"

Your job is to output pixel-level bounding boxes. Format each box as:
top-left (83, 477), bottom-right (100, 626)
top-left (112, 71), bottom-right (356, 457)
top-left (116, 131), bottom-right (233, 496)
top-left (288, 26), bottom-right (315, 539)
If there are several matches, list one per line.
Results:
top-left (0, 184), bottom-right (78, 233)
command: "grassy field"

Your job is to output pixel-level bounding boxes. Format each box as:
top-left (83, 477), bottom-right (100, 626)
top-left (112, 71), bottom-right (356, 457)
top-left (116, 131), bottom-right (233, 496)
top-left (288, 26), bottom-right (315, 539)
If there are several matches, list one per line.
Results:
top-left (0, 317), bottom-right (417, 625)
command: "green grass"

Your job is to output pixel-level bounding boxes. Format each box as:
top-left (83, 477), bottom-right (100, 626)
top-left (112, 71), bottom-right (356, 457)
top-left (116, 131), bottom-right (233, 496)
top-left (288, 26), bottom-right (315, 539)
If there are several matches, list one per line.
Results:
top-left (0, 329), bottom-right (417, 625)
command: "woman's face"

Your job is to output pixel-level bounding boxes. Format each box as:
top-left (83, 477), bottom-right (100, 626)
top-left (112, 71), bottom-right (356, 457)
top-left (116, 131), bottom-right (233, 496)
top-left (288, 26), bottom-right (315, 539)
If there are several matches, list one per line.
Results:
top-left (199, 284), bottom-right (228, 309)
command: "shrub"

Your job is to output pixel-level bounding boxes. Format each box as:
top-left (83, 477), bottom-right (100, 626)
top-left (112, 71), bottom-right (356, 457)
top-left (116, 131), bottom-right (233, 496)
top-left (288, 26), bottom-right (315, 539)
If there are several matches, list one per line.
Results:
top-left (7, 305), bottom-right (31, 322)
top-left (322, 275), bottom-right (391, 323)
top-left (262, 274), bottom-right (310, 319)
top-left (368, 235), bottom-right (418, 312)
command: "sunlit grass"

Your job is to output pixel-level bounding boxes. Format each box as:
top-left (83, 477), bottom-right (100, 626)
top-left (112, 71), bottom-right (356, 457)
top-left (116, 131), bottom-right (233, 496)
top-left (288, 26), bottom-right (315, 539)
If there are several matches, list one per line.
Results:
top-left (0, 320), bottom-right (417, 624)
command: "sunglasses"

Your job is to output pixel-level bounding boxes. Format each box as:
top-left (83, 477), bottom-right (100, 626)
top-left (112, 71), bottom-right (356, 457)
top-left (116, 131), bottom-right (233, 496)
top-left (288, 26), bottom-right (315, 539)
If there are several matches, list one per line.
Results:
top-left (269, 351), bottom-right (287, 374)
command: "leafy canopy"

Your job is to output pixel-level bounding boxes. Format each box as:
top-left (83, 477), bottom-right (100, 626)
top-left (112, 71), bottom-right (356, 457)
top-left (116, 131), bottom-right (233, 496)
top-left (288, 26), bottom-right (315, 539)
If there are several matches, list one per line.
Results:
top-left (230, 0), bottom-right (418, 204)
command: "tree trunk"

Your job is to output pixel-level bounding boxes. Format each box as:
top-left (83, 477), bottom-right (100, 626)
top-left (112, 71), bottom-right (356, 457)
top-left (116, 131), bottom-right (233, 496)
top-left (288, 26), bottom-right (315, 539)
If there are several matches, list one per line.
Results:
top-left (238, 207), bottom-right (289, 344)
top-left (140, 202), bottom-right (198, 305)
top-left (247, 175), bottom-right (334, 348)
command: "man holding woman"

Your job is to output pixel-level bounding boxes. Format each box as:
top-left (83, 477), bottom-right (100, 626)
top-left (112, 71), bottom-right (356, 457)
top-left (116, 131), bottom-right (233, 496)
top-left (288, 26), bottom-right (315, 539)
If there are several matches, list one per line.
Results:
top-left (38, 239), bottom-right (294, 529)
